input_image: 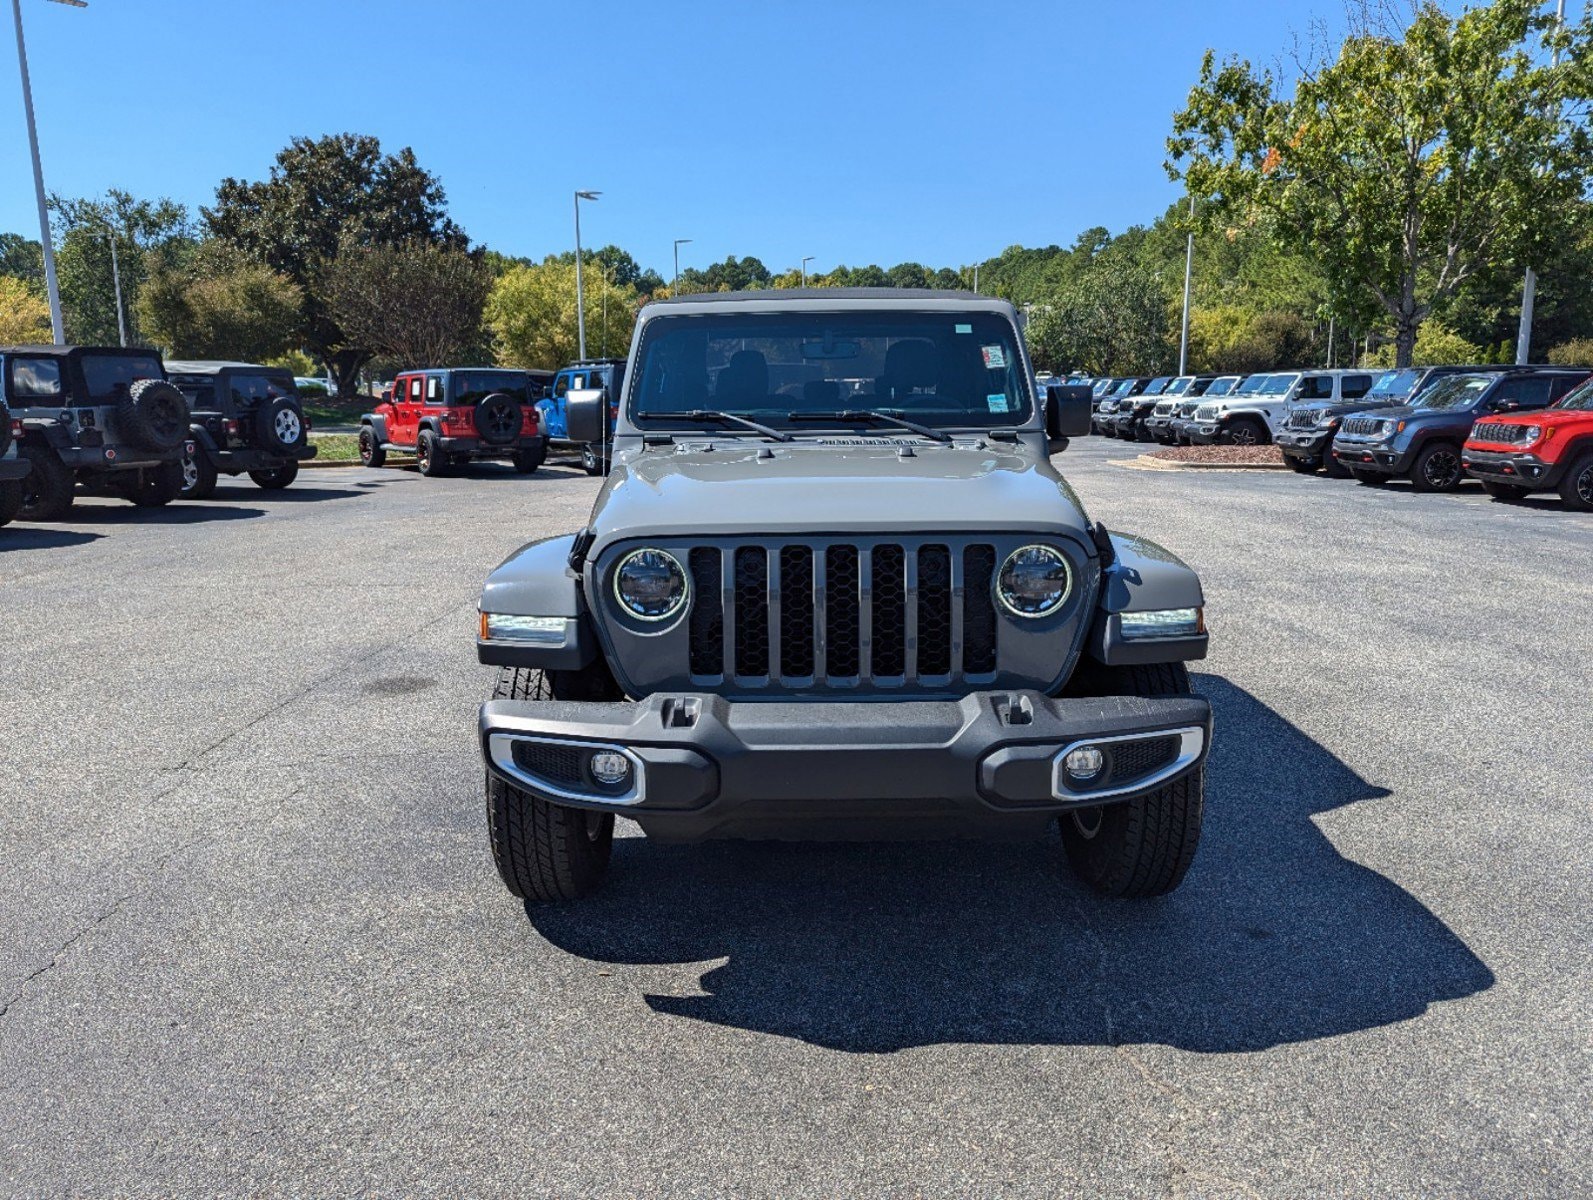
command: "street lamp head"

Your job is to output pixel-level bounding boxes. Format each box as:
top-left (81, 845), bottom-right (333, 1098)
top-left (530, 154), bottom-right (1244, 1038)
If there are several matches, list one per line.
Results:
top-left (47, 1), bottom-right (90, 7)
top-left (575, 190), bottom-right (601, 201)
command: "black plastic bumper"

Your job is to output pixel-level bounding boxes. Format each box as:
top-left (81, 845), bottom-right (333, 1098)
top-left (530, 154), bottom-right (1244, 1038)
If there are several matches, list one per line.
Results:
top-left (1330, 442), bottom-right (1408, 474)
top-left (0, 457), bottom-right (30, 482)
top-left (436, 434), bottom-right (547, 458)
top-left (480, 689), bottom-right (1211, 842)
top-left (1461, 448), bottom-right (1563, 489)
top-left (1275, 431), bottom-right (1331, 459)
top-left (197, 441), bottom-right (319, 470)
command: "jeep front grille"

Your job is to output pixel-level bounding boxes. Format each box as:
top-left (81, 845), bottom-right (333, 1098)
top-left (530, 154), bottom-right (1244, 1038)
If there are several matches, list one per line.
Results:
top-left (1152, 400), bottom-right (1176, 417)
top-left (1341, 416), bottom-right (1383, 437)
top-left (1177, 401), bottom-right (1201, 418)
top-left (1286, 408), bottom-right (1321, 430)
top-left (1193, 404), bottom-right (1218, 421)
top-left (684, 539), bottom-right (1000, 686)
top-left (1471, 422), bottom-right (1530, 445)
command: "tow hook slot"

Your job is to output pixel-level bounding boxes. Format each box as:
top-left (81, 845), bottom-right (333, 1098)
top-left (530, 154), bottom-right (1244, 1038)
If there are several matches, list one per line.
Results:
top-left (662, 697), bottom-right (701, 729)
top-left (994, 694), bottom-right (1034, 726)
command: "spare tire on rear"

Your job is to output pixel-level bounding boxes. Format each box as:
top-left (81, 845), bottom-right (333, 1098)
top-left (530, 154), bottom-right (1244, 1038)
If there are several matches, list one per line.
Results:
top-left (116, 379), bottom-right (189, 453)
top-left (256, 396), bottom-right (308, 453)
top-left (474, 393), bottom-right (521, 446)
top-left (0, 399), bottom-right (12, 459)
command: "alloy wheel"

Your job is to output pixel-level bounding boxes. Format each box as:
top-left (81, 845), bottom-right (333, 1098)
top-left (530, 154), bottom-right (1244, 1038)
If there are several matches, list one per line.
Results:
top-left (1578, 464), bottom-right (1593, 506)
top-left (1423, 449), bottom-right (1461, 489)
top-left (181, 454), bottom-right (199, 491)
top-left (275, 409), bottom-right (302, 445)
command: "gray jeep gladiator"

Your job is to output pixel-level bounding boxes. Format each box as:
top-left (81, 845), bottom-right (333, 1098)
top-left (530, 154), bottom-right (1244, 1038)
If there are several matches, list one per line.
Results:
top-left (475, 291), bottom-right (1212, 901)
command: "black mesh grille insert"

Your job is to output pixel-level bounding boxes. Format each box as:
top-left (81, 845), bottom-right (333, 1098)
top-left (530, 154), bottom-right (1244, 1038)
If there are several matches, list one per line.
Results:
top-left (825, 545), bottom-right (860, 678)
top-left (1107, 736), bottom-right (1181, 786)
top-left (733, 546), bottom-right (769, 677)
top-left (963, 544), bottom-right (998, 675)
top-left (688, 547), bottom-right (723, 676)
top-left (511, 741), bottom-right (586, 788)
top-left (778, 545), bottom-right (815, 678)
top-left (917, 544), bottom-right (952, 677)
top-left (870, 544), bottom-right (906, 677)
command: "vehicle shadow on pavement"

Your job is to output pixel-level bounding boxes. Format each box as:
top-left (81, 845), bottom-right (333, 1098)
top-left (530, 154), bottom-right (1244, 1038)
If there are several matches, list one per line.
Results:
top-left (525, 675), bottom-right (1494, 1053)
top-left (201, 485), bottom-right (367, 503)
top-left (0, 528), bottom-right (104, 550)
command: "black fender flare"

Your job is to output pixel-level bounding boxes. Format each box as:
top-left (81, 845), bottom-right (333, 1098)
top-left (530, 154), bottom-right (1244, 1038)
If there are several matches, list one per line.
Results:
top-left (1086, 531), bottom-right (1209, 666)
top-left (360, 413), bottom-right (390, 442)
top-left (187, 424), bottom-right (221, 454)
top-left (477, 534), bottom-right (599, 671)
top-left (20, 420), bottom-right (74, 451)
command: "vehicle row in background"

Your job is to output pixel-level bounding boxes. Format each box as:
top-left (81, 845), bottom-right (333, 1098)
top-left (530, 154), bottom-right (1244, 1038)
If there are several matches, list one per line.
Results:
top-left (358, 368), bottom-right (550, 476)
top-left (166, 361), bottom-right (318, 498)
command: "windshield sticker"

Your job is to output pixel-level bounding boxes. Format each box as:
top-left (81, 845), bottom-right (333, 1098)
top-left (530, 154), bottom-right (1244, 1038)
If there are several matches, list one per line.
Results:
top-left (981, 345), bottom-right (1008, 369)
top-left (987, 393), bottom-right (1010, 413)
top-left (954, 323), bottom-right (973, 334)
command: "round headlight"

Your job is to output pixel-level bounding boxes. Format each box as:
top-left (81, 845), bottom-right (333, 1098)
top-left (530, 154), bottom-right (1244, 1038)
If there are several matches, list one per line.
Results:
top-left (997, 545), bottom-right (1071, 618)
top-left (613, 548), bottom-right (688, 621)
top-left (1523, 424), bottom-right (1542, 442)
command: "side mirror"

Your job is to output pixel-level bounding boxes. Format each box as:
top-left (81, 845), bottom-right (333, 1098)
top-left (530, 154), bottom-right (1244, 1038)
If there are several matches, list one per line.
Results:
top-left (1046, 384), bottom-right (1092, 450)
top-left (1494, 398), bottom-right (1520, 412)
top-left (566, 387), bottom-right (609, 444)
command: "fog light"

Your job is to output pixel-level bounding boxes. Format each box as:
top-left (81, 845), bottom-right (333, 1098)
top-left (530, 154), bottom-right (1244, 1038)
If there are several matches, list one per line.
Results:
top-left (1064, 746), bottom-right (1105, 780)
top-left (589, 751), bottom-right (631, 786)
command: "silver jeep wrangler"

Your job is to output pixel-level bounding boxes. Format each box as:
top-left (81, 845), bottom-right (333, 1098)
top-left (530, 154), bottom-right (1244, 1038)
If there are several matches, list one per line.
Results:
top-left (475, 291), bottom-right (1212, 900)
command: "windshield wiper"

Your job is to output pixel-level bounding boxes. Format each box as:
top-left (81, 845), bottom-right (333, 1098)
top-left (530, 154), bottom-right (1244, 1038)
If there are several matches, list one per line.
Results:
top-left (677, 410), bottom-right (792, 442)
top-left (788, 410), bottom-right (952, 443)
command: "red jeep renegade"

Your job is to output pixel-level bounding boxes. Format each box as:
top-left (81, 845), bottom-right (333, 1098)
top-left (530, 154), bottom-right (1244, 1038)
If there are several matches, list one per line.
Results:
top-left (358, 368), bottom-right (549, 476)
top-left (1464, 374), bottom-right (1593, 510)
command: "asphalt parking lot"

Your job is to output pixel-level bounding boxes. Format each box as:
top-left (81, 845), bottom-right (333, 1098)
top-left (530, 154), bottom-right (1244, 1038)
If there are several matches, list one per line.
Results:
top-left (1, 439), bottom-right (1589, 1197)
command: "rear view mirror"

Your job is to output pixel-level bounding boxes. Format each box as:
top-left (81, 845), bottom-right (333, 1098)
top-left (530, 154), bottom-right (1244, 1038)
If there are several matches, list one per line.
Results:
top-left (566, 387), bottom-right (609, 444)
top-left (1047, 384), bottom-right (1092, 449)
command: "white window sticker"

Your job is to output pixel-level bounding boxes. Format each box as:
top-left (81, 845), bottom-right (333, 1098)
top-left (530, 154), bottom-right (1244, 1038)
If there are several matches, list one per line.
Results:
top-left (987, 393), bottom-right (1010, 413)
top-left (954, 323), bottom-right (973, 334)
top-left (981, 345), bottom-right (1007, 369)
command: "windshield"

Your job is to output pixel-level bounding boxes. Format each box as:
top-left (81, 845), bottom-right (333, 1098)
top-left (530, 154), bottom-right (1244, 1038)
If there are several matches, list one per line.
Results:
top-left (1234, 374), bottom-right (1272, 395)
top-left (1368, 369), bottom-right (1421, 400)
top-left (1553, 377), bottom-right (1593, 411)
top-left (1111, 378), bottom-right (1138, 397)
top-left (1141, 376), bottom-right (1173, 396)
top-left (1204, 377), bottom-right (1239, 397)
top-left (80, 353), bottom-right (163, 402)
top-left (1259, 373), bottom-right (1300, 396)
top-left (630, 310), bottom-right (1032, 429)
top-left (454, 370), bottom-right (534, 405)
top-left (1164, 377), bottom-right (1193, 396)
top-left (1412, 374), bottom-right (1495, 411)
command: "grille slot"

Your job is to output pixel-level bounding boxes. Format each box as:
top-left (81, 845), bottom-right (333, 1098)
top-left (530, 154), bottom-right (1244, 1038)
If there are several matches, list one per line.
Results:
top-left (512, 741), bottom-right (586, 788)
top-left (1106, 736), bottom-right (1181, 787)
top-left (1342, 416), bottom-right (1382, 436)
top-left (1473, 422), bottom-right (1529, 445)
top-left (682, 538), bottom-right (1002, 687)
top-left (1286, 409), bottom-right (1320, 430)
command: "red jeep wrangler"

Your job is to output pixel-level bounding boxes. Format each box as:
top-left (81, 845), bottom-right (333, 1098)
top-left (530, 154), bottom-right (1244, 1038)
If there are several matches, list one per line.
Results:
top-left (358, 368), bottom-right (549, 476)
top-left (1463, 374), bottom-right (1593, 510)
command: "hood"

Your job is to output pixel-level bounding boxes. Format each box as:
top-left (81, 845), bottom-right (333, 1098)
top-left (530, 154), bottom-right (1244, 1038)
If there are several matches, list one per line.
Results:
top-left (1475, 408), bottom-right (1591, 429)
top-left (1312, 397), bottom-right (1404, 418)
top-left (588, 439), bottom-right (1091, 544)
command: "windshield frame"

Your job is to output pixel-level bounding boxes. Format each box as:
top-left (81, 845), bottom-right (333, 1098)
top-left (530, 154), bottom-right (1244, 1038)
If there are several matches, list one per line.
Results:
top-left (625, 308), bottom-right (1036, 435)
top-left (1411, 373), bottom-right (1497, 411)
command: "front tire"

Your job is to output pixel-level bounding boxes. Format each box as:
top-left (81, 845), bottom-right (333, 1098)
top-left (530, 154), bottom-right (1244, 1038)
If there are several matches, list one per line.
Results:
top-left (1059, 661), bottom-right (1204, 898)
top-left (1284, 456), bottom-right (1317, 474)
top-left (1224, 416), bottom-right (1270, 447)
top-left (1410, 441), bottom-right (1463, 492)
top-left (581, 444), bottom-right (602, 475)
top-left (485, 667), bottom-right (618, 901)
top-left (123, 461), bottom-right (184, 508)
top-left (358, 426), bottom-right (387, 468)
top-left (1481, 480), bottom-right (1530, 502)
top-left (1349, 467), bottom-right (1385, 486)
top-left (249, 462), bottom-right (299, 490)
top-left (1559, 451), bottom-right (1593, 512)
top-left (1320, 446), bottom-right (1351, 479)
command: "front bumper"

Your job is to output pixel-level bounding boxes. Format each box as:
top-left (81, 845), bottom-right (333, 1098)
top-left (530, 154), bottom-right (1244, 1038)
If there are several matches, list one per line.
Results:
top-left (480, 689), bottom-right (1212, 842)
top-left (1461, 447), bottom-right (1563, 489)
top-left (1188, 422), bottom-right (1224, 445)
top-left (1168, 418), bottom-right (1195, 443)
top-left (1330, 439), bottom-right (1408, 474)
top-left (1275, 429), bottom-right (1331, 459)
top-left (1143, 416), bottom-right (1177, 441)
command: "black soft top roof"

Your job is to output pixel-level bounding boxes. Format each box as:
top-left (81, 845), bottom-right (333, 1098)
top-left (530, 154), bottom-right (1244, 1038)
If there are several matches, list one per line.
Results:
top-left (0, 344), bottom-right (164, 359)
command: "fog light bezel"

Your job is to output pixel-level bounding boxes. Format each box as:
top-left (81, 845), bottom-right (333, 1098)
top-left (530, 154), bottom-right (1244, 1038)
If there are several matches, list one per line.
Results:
top-left (1051, 727), bottom-right (1206, 801)
top-left (486, 733), bottom-right (646, 807)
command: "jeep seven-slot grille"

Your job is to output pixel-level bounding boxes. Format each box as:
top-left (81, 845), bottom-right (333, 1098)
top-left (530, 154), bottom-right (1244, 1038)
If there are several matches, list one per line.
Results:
top-left (1340, 416), bottom-right (1383, 437)
top-left (1286, 408), bottom-right (1321, 430)
top-left (685, 541), bottom-right (1000, 685)
top-left (1472, 422), bottom-right (1530, 445)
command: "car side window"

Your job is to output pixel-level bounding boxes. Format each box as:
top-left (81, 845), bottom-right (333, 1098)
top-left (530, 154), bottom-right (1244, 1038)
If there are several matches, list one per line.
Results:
top-left (553, 374), bottom-right (570, 399)
top-left (10, 357), bottom-right (63, 398)
top-left (1549, 375), bottom-right (1583, 402)
top-left (1493, 378), bottom-right (1552, 409)
top-left (427, 376), bottom-right (445, 405)
top-left (409, 378), bottom-right (424, 404)
top-left (572, 374), bottom-right (587, 390)
top-left (1342, 374), bottom-right (1373, 398)
top-left (1301, 376), bottom-right (1333, 400)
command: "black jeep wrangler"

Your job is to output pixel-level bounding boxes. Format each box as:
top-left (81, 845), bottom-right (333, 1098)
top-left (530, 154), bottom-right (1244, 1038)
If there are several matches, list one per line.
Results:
top-left (2, 345), bottom-right (194, 520)
top-left (164, 361), bottom-right (318, 498)
top-left (475, 290), bottom-right (1213, 902)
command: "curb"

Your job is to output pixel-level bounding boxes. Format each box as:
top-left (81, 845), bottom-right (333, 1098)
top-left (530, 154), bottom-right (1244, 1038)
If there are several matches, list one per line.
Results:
top-left (1129, 454), bottom-right (1289, 472)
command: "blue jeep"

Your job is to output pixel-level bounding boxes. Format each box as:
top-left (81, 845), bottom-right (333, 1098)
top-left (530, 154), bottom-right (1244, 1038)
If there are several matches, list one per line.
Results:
top-left (537, 359), bottom-right (624, 475)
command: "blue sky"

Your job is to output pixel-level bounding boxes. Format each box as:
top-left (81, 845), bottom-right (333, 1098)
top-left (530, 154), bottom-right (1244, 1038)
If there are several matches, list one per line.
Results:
top-left (3, 0), bottom-right (1352, 277)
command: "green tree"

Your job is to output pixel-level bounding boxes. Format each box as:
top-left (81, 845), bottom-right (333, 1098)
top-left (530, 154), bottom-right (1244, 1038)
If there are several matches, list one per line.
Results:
top-left (1026, 266), bottom-right (1173, 374)
top-left (1188, 305), bottom-right (1314, 373)
top-left (327, 239), bottom-right (491, 368)
top-left (1365, 322), bottom-right (1485, 367)
top-left (204, 133), bottom-right (466, 395)
top-left (138, 251), bottom-right (303, 361)
top-left (1169, 0), bottom-right (1593, 367)
top-left (487, 257), bottom-right (640, 369)
top-left (0, 233), bottom-right (44, 291)
top-left (50, 190), bottom-right (195, 346)
top-left (0, 274), bottom-right (50, 342)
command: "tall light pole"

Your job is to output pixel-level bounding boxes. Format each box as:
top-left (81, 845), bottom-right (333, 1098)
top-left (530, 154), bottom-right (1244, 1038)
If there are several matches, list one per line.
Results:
top-left (1517, 0), bottom-right (1568, 365)
top-left (105, 226), bottom-right (125, 346)
top-left (673, 237), bottom-right (691, 294)
top-left (573, 190), bottom-right (599, 359)
top-left (12, 0), bottom-right (84, 345)
top-left (801, 255), bottom-right (814, 286)
top-left (1177, 196), bottom-right (1195, 375)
